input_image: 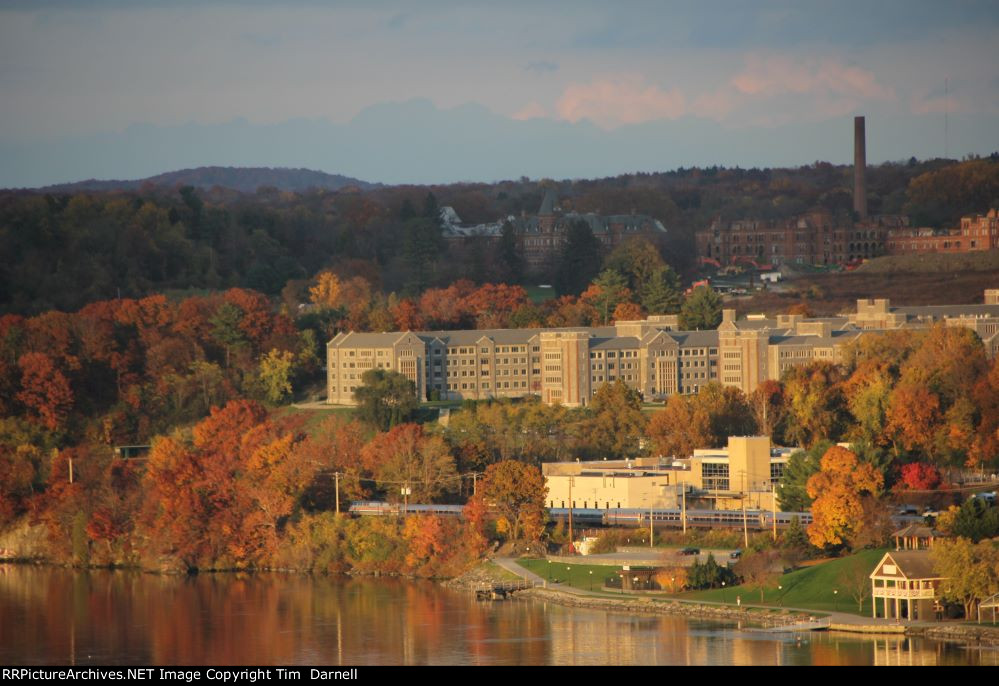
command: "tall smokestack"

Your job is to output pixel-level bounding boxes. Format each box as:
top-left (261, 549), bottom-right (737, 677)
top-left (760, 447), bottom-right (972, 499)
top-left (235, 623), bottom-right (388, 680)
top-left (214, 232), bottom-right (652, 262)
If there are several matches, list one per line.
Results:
top-left (853, 116), bottom-right (867, 219)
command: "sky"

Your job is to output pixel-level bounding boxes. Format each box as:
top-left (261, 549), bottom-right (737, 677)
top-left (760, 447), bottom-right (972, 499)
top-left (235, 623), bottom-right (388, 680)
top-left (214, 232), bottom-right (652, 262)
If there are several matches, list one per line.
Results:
top-left (1, 0), bottom-right (997, 187)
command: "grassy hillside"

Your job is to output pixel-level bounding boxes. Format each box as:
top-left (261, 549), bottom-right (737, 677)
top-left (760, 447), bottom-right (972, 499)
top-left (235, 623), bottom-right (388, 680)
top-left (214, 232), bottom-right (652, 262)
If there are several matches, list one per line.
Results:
top-left (854, 250), bottom-right (999, 275)
top-left (685, 548), bottom-right (888, 615)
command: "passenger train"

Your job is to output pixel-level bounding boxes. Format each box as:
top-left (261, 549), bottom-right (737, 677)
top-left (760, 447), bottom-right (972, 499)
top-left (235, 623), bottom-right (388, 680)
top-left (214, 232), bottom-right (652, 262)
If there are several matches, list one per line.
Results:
top-left (547, 507), bottom-right (814, 530)
top-left (347, 500), bottom-right (817, 530)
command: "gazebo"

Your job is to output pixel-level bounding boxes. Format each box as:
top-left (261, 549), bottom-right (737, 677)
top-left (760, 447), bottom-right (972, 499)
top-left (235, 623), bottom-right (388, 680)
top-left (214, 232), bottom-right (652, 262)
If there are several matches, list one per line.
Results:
top-left (891, 524), bottom-right (940, 550)
top-left (979, 593), bottom-right (999, 624)
top-left (869, 550), bottom-right (947, 621)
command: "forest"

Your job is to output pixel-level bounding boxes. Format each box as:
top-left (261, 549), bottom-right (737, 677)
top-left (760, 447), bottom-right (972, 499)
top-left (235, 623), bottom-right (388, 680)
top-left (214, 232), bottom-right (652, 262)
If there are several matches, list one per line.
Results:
top-left (1, 154), bottom-right (998, 577)
top-left (2, 156), bottom-right (997, 316)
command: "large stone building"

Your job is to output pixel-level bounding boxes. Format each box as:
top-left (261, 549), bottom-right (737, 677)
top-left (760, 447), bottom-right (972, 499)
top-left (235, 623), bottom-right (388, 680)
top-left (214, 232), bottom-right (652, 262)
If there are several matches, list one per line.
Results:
top-left (439, 187), bottom-right (667, 271)
top-left (885, 209), bottom-right (999, 255)
top-left (695, 209), bottom-right (906, 267)
top-left (695, 116), bottom-right (917, 268)
top-left (327, 289), bottom-right (999, 407)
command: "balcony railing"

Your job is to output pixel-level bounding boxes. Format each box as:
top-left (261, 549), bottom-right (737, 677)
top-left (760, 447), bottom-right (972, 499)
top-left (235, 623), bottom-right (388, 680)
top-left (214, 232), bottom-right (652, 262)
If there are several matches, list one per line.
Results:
top-left (873, 587), bottom-right (937, 599)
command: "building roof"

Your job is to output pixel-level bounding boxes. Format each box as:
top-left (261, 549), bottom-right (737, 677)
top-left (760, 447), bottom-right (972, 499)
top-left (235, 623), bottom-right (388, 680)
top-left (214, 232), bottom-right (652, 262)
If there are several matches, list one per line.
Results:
top-left (667, 330), bottom-right (719, 347)
top-left (768, 330), bottom-right (863, 347)
top-left (590, 337), bottom-right (641, 350)
top-left (539, 188), bottom-right (558, 215)
top-left (416, 328), bottom-right (542, 346)
top-left (330, 331), bottom-right (409, 347)
top-left (892, 524), bottom-right (939, 539)
top-left (870, 550), bottom-right (943, 580)
top-left (893, 304), bottom-right (999, 319)
top-left (734, 318), bottom-right (779, 331)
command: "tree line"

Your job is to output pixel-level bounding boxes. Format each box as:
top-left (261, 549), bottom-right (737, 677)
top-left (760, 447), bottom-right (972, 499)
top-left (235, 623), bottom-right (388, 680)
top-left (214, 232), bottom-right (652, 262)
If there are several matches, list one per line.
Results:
top-left (3, 156), bottom-right (994, 316)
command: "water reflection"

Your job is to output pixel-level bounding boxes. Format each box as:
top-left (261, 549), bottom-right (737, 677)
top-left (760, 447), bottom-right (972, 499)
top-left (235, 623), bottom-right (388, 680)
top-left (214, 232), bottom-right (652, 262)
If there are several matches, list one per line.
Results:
top-left (0, 566), bottom-right (992, 666)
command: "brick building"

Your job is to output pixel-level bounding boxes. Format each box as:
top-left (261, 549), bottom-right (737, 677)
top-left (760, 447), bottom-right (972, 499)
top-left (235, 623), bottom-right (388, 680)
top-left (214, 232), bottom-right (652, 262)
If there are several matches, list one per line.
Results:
top-left (695, 209), bottom-right (908, 267)
top-left (439, 187), bottom-right (667, 271)
top-left (885, 209), bottom-right (999, 255)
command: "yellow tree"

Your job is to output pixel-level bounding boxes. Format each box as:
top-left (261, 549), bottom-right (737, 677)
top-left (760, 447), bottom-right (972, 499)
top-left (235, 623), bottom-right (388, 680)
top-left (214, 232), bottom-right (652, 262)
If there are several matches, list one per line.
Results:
top-left (309, 271), bottom-right (342, 309)
top-left (931, 537), bottom-right (999, 619)
top-left (805, 446), bottom-right (884, 548)
top-left (476, 460), bottom-right (547, 542)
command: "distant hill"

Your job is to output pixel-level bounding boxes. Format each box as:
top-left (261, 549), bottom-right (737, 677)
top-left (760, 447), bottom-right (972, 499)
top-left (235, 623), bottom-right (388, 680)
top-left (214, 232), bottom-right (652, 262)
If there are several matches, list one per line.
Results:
top-left (39, 166), bottom-right (379, 193)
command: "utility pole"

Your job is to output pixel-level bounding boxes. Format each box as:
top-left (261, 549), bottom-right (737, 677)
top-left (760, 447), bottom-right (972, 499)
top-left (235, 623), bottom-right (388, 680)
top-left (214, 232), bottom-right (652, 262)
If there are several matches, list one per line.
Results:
top-left (334, 471), bottom-right (341, 515)
top-left (742, 472), bottom-right (749, 549)
top-left (568, 476), bottom-right (574, 554)
top-left (649, 497), bottom-right (654, 549)
top-left (772, 482), bottom-right (778, 542)
top-left (681, 483), bottom-right (687, 534)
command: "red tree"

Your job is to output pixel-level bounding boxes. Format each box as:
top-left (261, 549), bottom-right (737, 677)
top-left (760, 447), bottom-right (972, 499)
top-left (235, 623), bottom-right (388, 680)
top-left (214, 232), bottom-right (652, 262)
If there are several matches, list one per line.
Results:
top-left (17, 352), bottom-right (74, 430)
top-left (900, 463), bottom-right (942, 490)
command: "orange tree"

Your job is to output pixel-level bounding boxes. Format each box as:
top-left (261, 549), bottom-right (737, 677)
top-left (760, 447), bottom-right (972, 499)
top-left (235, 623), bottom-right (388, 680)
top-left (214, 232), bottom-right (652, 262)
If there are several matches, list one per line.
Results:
top-left (473, 460), bottom-right (547, 542)
top-left (805, 445), bottom-right (884, 549)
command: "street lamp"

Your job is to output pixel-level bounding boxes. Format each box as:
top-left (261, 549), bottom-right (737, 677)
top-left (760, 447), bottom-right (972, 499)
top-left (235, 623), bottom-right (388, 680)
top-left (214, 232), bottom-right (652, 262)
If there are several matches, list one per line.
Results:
top-left (589, 570), bottom-right (593, 591)
top-left (833, 589), bottom-right (839, 612)
top-left (777, 585), bottom-right (783, 607)
top-left (721, 581), bottom-right (727, 604)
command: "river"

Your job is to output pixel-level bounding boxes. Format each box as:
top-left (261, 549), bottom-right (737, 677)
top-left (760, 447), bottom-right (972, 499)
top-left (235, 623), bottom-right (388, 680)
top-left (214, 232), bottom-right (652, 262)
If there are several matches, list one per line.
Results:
top-left (0, 566), bottom-right (992, 666)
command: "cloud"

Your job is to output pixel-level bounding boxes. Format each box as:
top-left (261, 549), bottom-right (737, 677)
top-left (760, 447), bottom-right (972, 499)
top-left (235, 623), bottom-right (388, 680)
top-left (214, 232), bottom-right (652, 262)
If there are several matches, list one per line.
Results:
top-left (512, 102), bottom-right (548, 120)
top-left (690, 89), bottom-right (739, 121)
top-left (732, 54), bottom-right (895, 101)
top-left (385, 12), bottom-right (408, 30)
top-left (525, 60), bottom-right (558, 74)
top-left (555, 76), bottom-right (686, 129)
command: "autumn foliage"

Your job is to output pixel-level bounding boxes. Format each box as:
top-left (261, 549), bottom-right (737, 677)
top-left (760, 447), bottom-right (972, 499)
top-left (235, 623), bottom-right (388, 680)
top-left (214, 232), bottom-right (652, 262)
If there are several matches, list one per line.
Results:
top-left (899, 462), bottom-right (942, 490)
top-left (805, 446), bottom-right (885, 549)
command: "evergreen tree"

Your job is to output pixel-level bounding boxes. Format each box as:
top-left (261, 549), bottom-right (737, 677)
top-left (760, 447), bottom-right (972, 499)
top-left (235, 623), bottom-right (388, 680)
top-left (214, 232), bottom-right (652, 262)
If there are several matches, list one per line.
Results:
top-left (422, 192), bottom-right (439, 220)
top-left (679, 285), bottom-right (723, 330)
top-left (587, 269), bottom-right (630, 325)
top-left (554, 220), bottom-right (603, 296)
top-left (401, 217), bottom-right (444, 296)
top-left (498, 221), bottom-right (523, 283)
top-left (353, 369), bottom-right (418, 431)
top-left (640, 265), bottom-right (682, 315)
top-left (399, 198), bottom-right (417, 221)
top-left (777, 440), bottom-right (831, 511)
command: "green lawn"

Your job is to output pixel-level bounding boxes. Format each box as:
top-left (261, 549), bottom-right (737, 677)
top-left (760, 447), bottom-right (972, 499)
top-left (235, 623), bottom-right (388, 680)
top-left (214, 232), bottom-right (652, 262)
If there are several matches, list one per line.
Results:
top-left (483, 561), bottom-right (525, 582)
top-left (272, 405), bottom-right (357, 435)
top-left (683, 548), bottom-right (888, 615)
top-left (517, 549), bottom-right (888, 616)
top-left (518, 558), bottom-right (625, 590)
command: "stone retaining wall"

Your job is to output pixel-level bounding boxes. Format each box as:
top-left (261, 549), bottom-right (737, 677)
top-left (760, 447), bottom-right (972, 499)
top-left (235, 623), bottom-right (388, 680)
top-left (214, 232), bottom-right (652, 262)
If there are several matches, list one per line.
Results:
top-left (517, 587), bottom-right (809, 627)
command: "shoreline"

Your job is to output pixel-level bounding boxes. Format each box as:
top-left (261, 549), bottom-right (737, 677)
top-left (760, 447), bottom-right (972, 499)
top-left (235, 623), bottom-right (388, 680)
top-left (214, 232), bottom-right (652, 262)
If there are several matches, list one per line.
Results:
top-left (514, 586), bottom-right (816, 628)
top-left (510, 586), bottom-right (999, 646)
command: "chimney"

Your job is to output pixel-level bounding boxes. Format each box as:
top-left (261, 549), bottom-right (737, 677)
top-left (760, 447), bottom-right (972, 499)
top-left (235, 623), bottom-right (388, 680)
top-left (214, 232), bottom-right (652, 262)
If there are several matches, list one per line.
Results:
top-left (854, 116), bottom-right (867, 220)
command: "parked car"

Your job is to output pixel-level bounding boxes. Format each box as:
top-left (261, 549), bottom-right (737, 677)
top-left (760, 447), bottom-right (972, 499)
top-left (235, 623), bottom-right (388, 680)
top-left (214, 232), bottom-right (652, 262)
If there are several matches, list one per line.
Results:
top-left (679, 547), bottom-right (700, 556)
